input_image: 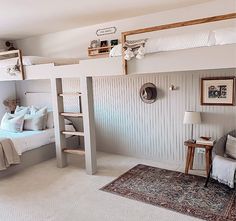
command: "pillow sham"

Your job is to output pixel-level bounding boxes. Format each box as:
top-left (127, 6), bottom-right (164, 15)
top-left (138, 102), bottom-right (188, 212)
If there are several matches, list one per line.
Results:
top-left (24, 114), bottom-right (45, 131)
top-left (1, 113), bottom-right (24, 133)
top-left (46, 111), bottom-right (54, 129)
top-left (29, 106), bottom-right (48, 129)
top-left (14, 106), bottom-right (29, 116)
top-left (226, 135), bottom-right (236, 159)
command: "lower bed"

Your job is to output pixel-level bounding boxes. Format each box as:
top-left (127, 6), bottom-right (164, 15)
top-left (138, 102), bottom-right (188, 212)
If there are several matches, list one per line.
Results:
top-left (0, 129), bottom-right (79, 178)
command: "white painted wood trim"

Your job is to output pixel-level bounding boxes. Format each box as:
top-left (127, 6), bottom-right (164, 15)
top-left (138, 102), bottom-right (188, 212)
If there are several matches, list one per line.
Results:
top-left (81, 77), bottom-right (97, 175)
top-left (51, 78), bottom-right (68, 168)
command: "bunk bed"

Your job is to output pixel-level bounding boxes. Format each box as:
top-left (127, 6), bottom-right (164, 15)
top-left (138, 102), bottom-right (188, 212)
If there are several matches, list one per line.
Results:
top-left (119, 13), bottom-right (236, 75)
top-left (0, 12), bottom-right (235, 177)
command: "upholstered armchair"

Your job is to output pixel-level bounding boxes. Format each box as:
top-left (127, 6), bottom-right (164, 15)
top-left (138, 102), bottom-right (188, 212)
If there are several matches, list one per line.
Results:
top-left (205, 129), bottom-right (236, 187)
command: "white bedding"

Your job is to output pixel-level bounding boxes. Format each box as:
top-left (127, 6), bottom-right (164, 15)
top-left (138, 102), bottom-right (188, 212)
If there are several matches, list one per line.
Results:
top-left (0, 56), bottom-right (80, 68)
top-left (0, 129), bottom-right (55, 155)
top-left (110, 27), bottom-right (236, 58)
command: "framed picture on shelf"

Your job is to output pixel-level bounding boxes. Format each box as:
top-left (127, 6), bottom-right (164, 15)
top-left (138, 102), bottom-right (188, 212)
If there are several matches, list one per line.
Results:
top-left (110, 39), bottom-right (119, 46)
top-left (201, 77), bottom-right (235, 106)
top-left (99, 40), bottom-right (108, 53)
top-left (90, 40), bottom-right (100, 48)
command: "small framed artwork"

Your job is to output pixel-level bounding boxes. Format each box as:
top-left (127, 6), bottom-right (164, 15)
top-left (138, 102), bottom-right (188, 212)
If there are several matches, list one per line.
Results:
top-left (99, 40), bottom-right (108, 53)
top-left (201, 77), bottom-right (235, 106)
top-left (110, 39), bottom-right (119, 46)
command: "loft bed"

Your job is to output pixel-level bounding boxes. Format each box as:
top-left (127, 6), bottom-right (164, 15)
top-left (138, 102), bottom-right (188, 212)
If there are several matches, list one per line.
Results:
top-left (0, 50), bottom-right (81, 81)
top-left (0, 50), bottom-right (123, 81)
top-left (117, 13), bottom-right (236, 75)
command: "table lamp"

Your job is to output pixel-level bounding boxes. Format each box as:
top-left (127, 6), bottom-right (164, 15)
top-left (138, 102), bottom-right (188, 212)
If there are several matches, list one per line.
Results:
top-left (183, 111), bottom-right (201, 143)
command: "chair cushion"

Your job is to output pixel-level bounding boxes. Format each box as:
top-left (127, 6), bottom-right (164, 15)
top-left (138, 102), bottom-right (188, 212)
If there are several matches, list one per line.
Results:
top-left (226, 135), bottom-right (236, 159)
top-left (214, 130), bottom-right (236, 157)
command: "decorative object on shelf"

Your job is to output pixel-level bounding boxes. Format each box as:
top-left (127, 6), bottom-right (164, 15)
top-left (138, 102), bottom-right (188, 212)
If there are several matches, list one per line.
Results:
top-left (201, 77), bottom-right (235, 106)
top-left (99, 40), bottom-right (109, 53)
top-left (90, 40), bottom-right (100, 48)
top-left (110, 39), bottom-right (119, 46)
top-left (183, 111), bottom-right (201, 143)
top-left (5, 41), bottom-right (16, 51)
top-left (3, 99), bottom-right (19, 114)
top-left (96, 27), bottom-right (117, 36)
top-left (139, 83), bottom-right (157, 104)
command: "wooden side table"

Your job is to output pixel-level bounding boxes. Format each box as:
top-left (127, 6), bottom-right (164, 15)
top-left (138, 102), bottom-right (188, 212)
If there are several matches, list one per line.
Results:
top-left (184, 141), bottom-right (214, 175)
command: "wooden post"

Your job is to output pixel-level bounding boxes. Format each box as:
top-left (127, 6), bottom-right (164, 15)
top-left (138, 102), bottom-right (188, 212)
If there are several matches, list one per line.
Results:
top-left (51, 78), bottom-right (67, 168)
top-left (81, 77), bottom-right (97, 175)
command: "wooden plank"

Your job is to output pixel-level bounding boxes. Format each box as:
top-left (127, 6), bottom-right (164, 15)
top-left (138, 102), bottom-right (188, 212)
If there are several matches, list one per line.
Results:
top-left (60, 112), bottom-right (83, 117)
top-left (59, 92), bottom-right (81, 97)
top-left (62, 131), bottom-right (85, 136)
top-left (51, 78), bottom-right (68, 168)
top-left (0, 50), bottom-right (20, 56)
top-left (122, 13), bottom-right (236, 36)
top-left (121, 12), bottom-right (236, 74)
top-left (81, 77), bottom-right (97, 175)
top-left (63, 148), bottom-right (85, 156)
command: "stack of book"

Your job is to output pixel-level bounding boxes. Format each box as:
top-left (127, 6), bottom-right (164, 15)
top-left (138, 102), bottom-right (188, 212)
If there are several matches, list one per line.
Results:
top-left (196, 137), bottom-right (215, 145)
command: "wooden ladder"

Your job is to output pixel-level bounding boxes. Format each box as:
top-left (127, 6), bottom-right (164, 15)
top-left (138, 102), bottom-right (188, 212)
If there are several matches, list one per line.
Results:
top-left (51, 77), bottom-right (97, 175)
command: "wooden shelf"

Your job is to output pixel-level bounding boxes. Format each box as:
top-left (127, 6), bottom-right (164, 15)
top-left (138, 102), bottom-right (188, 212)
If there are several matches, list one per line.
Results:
top-left (88, 45), bottom-right (116, 58)
top-left (59, 92), bottom-right (81, 97)
top-left (88, 46), bottom-right (114, 51)
top-left (63, 148), bottom-right (85, 155)
top-left (62, 131), bottom-right (84, 136)
top-left (61, 112), bottom-right (83, 117)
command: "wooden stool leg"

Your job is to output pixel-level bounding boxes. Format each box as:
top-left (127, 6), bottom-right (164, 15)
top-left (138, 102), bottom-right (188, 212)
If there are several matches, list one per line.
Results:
top-left (205, 149), bottom-right (210, 175)
top-left (185, 146), bottom-right (192, 174)
top-left (190, 147), bottom-right (195, 170)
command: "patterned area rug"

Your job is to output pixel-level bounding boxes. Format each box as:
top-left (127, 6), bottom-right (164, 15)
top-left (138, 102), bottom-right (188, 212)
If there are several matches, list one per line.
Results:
top-left (101, 164), bottom-right (236, 221)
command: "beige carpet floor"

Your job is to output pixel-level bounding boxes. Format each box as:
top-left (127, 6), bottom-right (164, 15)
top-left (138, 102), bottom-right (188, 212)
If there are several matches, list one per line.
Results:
top-left (0, 152), bottom-right (203, 221)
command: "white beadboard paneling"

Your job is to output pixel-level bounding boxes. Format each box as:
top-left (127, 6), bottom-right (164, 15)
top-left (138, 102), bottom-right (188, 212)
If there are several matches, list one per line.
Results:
top-left (15, 69), bottom-right (236, 168)
top-left (93, 68), bottom-right (236, 167)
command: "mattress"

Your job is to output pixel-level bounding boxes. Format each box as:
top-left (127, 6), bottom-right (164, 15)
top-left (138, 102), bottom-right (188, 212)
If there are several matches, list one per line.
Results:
top-left (0, 56), bottom-right (80, 68)
top-left (0, 129), bottom-right (55, 155)
top-left (110, 27), bottom-right (236, 58)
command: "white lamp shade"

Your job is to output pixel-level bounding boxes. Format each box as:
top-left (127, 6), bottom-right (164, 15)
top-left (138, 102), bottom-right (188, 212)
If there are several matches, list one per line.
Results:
top-left (183, 111), bottom-right (201, 124)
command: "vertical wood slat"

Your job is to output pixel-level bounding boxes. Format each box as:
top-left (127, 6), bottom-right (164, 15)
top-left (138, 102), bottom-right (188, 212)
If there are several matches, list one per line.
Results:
top-left (51, 78), bottom-right (67, 168)
top-left (81, 77), bottom-right (97, 175)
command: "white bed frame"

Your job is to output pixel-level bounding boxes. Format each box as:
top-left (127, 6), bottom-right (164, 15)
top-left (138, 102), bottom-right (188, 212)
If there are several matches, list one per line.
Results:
top-left (0, 12), bottom-right (235, 176)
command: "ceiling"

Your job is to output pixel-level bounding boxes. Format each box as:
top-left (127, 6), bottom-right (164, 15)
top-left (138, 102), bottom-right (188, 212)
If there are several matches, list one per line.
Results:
top-left (0, 0), bottom-right (211, 40)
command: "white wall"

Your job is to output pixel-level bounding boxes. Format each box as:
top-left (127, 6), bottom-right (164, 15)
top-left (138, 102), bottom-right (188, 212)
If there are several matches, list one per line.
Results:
top-left (0, 40), bottom-right (5, 49)
top-left (14, 0), bottom-right (236, 167)
top-left (0, 81), bottom-right (16, 118)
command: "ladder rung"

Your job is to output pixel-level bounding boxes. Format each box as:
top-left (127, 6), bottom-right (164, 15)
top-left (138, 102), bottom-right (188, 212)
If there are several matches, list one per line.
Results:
top-left (63, 148), bottom-right (85, 155)
top-left (61, 112), bottom-right (83, 117)
top-left (62, 131), bottom-right (84, 136)
top-left (59, 92), bottom-right (82, 97)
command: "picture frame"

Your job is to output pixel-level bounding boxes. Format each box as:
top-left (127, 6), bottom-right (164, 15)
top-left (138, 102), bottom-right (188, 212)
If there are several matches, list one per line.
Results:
top-left (99, 40), bottom-right (108, 53)
top-left (201, 77), bottom-right (235, 106)
top-left (110, 39), bottom-right (119, 46)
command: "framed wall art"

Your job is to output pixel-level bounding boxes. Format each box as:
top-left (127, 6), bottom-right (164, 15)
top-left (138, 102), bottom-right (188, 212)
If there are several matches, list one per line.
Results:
top-left (201, 77), bottom-right (235, 106)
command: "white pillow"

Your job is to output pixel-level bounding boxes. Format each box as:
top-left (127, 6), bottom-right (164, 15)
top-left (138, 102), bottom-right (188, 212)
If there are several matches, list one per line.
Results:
top-left (29, 106), bottom-right (48, 129)
top-left (14, 106), bottom-right (29, 116)
top-left (46, 111), bottom-right (54, 129)
top-left (226, 135), bottom-right (236, 159)
top-left (213, 27), bottom-right (236, 45)
top-left (24, 114), bottom-right (45, 131)
top-left (1, 113), bottom-right (24, 133)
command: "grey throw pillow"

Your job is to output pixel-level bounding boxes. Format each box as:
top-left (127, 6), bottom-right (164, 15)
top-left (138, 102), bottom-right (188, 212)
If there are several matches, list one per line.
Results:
top-left (226, 135), bottom-right (236, 159)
